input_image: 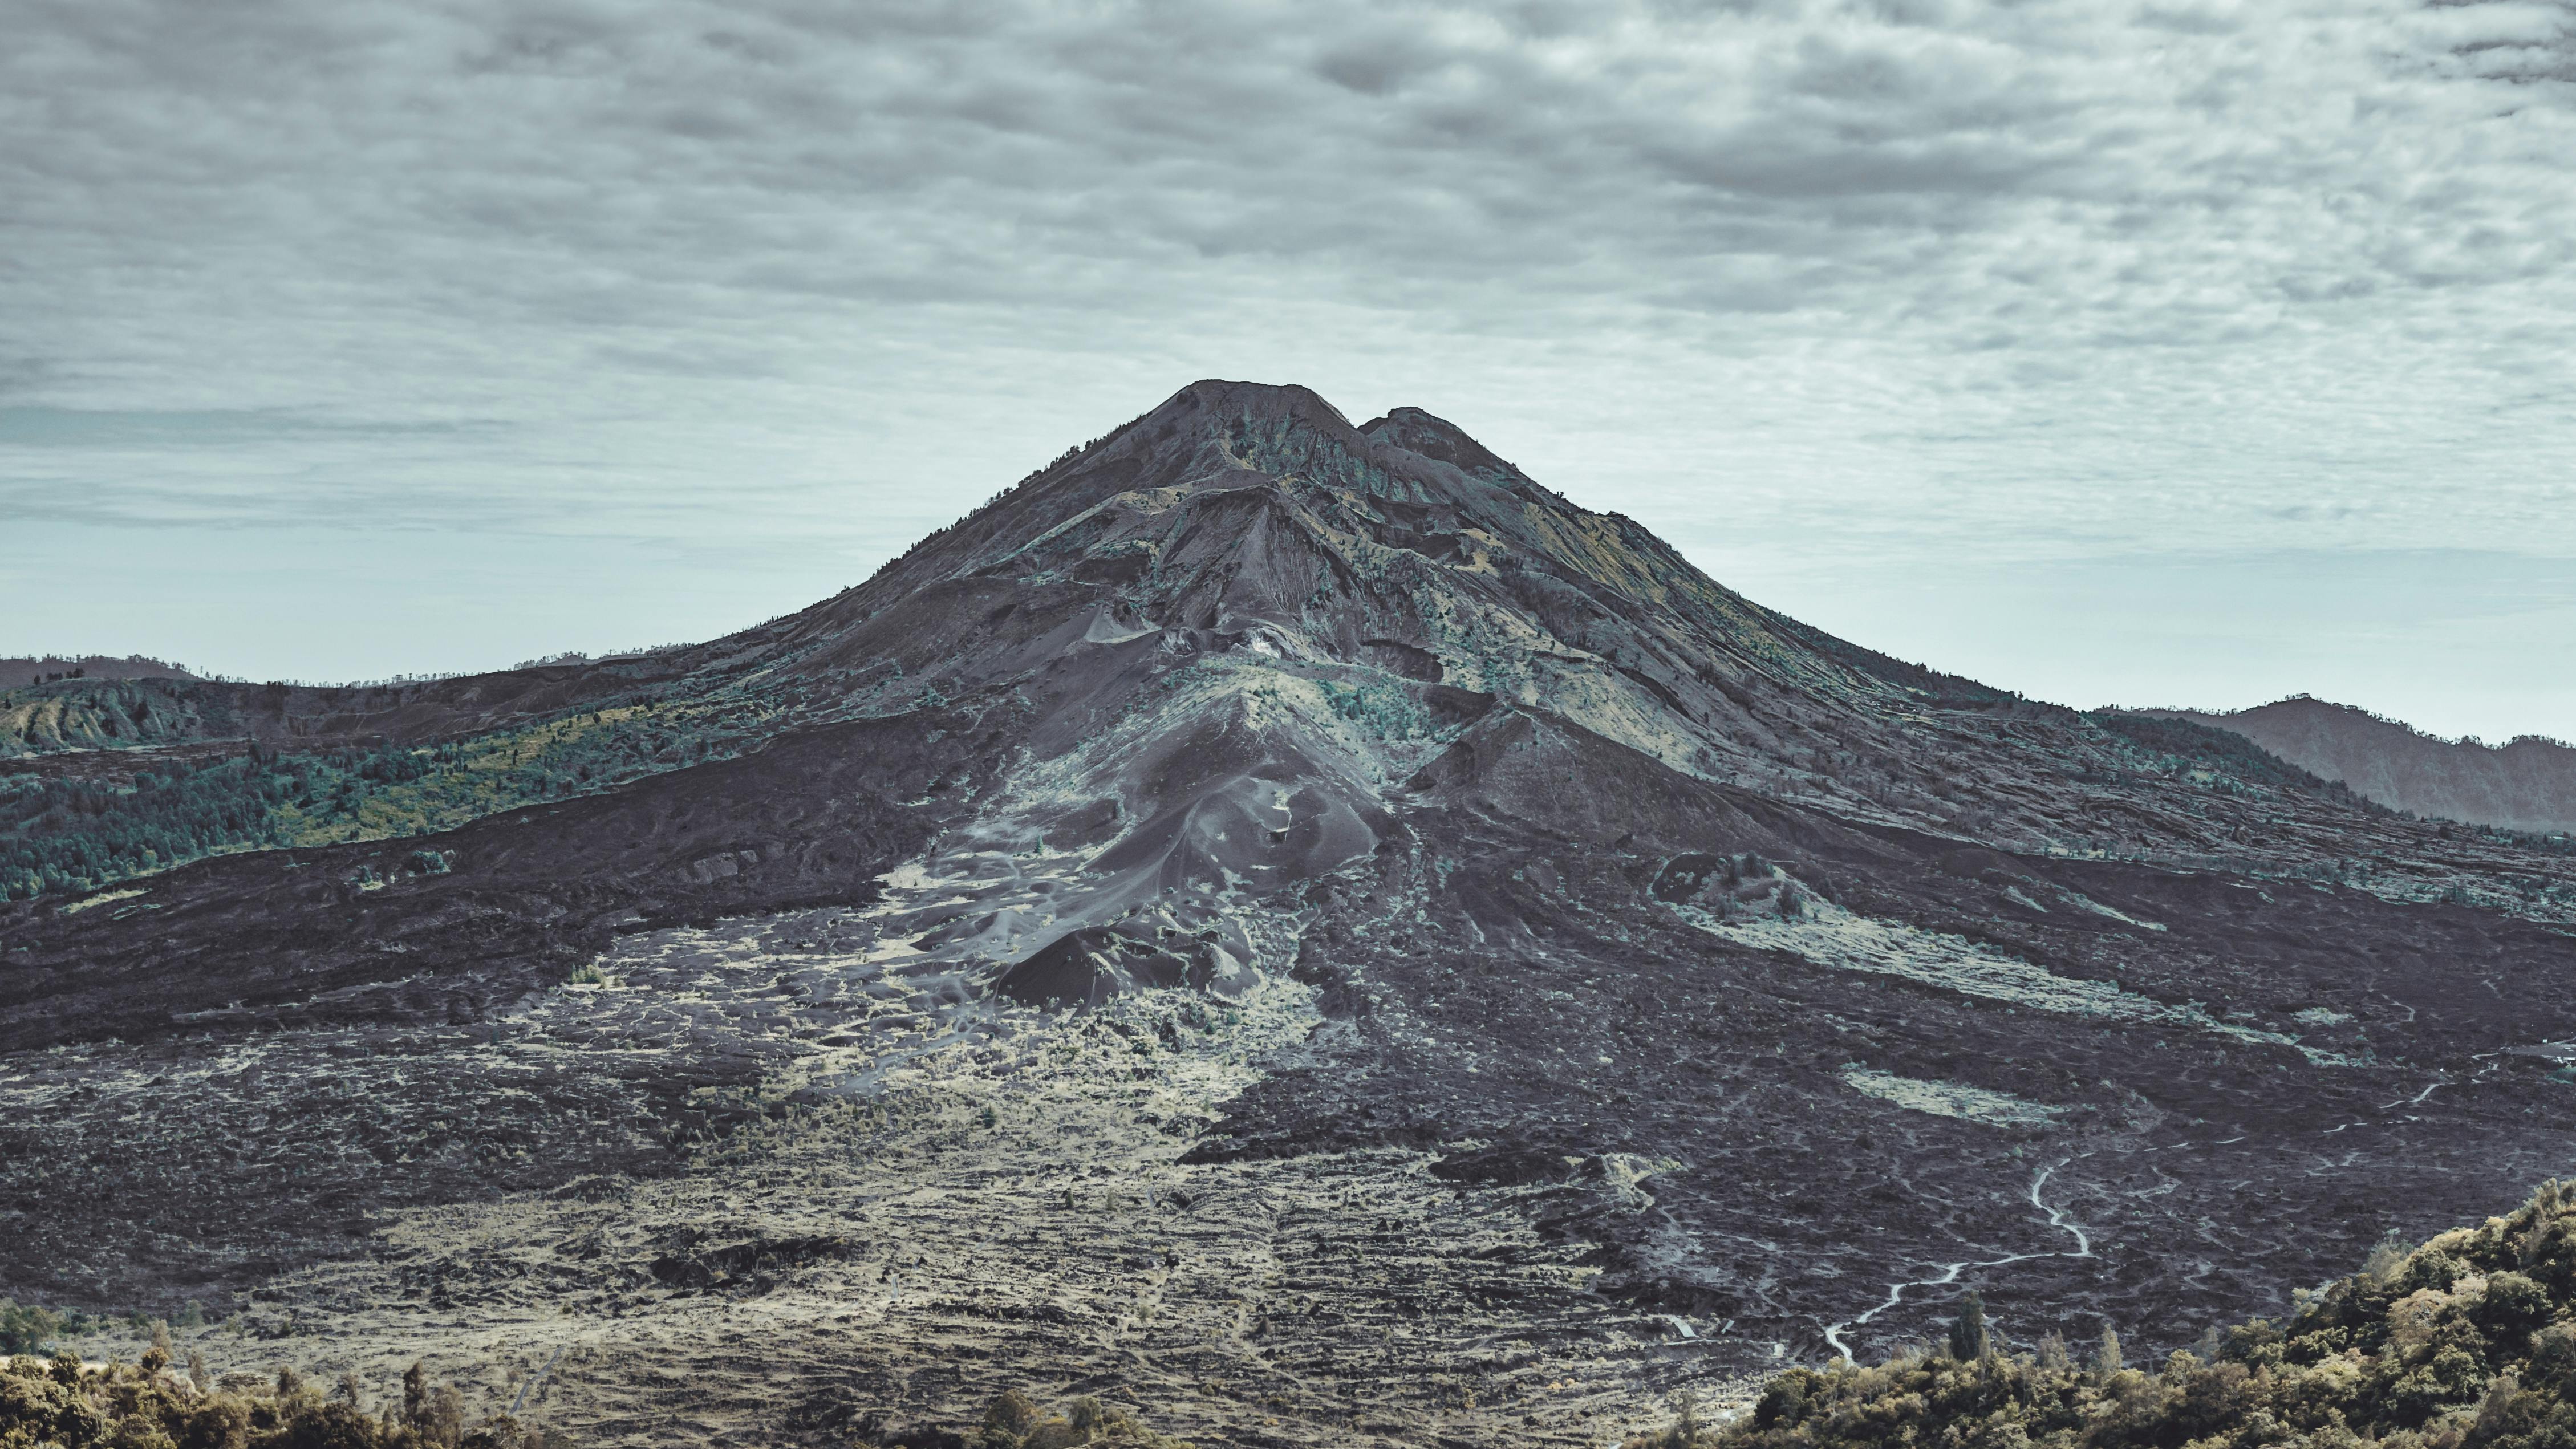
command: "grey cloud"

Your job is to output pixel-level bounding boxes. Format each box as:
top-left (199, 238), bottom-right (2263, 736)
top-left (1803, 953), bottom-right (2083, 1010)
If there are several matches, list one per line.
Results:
top-left (0, 409), bottom-right (498, 448)
top-left (1313, 31), bottom-right (1451, 96)
top-left (0, 359), bottom-right (61, 399)
top-left (2135, 5), bottom-right (2243, 36)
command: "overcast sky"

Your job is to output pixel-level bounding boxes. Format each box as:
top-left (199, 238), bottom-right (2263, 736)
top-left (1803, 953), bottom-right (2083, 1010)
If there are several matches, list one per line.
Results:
top-left (5, 0), bottom-right (2573, 740)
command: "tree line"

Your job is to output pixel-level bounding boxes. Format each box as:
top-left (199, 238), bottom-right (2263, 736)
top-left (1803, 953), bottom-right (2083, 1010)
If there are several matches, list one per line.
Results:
top-left (0, 744), bottom-right (436, 900)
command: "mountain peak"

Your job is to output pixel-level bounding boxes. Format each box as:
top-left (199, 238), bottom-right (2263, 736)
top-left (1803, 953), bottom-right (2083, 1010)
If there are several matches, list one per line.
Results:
top-left (1358, 405), bottom-right (1520, 482)
top-left (1135, 385), bottom-right (1520, 488)
top-left (761, 376), bottom-right (1941, 799)
top-left (1136, 379), bottom-right (1360, 440)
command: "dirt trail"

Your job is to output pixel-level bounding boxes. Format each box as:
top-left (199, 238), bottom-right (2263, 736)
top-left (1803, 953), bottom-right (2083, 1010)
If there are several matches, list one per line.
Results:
top-left (1820, 1163), bottom-right (2095, 1362)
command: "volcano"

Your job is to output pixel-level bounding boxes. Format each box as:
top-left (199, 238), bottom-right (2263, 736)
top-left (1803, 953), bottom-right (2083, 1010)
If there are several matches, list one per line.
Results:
top-left (5, 381), bottom-right (2574, 1446)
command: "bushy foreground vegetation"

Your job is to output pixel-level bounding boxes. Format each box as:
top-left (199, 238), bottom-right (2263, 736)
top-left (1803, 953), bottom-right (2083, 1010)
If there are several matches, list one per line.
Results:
top-left (1644, 1180), bottom-right (2576, 1449)
top-left (0, 1304), bottom-right (181, 1360)
top-left (1, 700), bottom-right (765, 900)
top-left (909, 1390), bottom-right (1190, 1449)
top-left (0, 1342), bottom-right (561, 1448)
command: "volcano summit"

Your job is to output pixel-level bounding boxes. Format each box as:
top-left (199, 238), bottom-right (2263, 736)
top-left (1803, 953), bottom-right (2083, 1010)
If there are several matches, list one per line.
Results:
top-left (5, 382), bottom-right (2574, 1446)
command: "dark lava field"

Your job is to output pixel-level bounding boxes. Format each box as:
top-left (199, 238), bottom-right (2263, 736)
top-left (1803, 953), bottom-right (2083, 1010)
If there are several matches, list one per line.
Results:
top-left (5, 381), bottom-right (2574, 1446)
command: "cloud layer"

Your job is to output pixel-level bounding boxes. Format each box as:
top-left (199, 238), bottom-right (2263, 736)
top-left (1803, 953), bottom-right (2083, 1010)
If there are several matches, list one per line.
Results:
top-left (4, 0), bottom-right (2573, 730)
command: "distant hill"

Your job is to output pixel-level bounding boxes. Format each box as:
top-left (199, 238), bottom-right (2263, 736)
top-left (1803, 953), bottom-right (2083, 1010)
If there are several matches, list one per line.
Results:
top-left (2149, 695), bottom-right (2576, 834)
top-left (1, 654), bottom-right (203, 687)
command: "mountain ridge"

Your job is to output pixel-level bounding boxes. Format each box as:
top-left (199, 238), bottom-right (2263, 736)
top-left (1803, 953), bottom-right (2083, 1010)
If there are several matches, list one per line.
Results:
top-left (2147, 695), bottom-right (2576, 834)
top-left (1, 654), bottom-right (202, 687)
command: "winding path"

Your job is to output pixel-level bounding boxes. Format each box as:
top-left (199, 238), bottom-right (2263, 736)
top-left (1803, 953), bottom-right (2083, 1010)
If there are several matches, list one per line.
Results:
top-left (1820, 1162), bottom-right (2094, 1362)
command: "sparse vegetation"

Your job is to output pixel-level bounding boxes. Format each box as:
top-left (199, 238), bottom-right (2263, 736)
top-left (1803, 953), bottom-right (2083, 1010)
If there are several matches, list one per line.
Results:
top-left (1, 700), bottom-right (768, 899)
top-left (0, 1300), bottom-right (73, 1357)
top-left (0, 1351), bottom-right (560, 1448)
top-left (2092, 711), bottom-right (2390, 814)
top-left (1, 655), bottom-right (198, 688)
top-left (1644, 1179), bottom-right (2576, 1449)
top-left (1760, 616), bottom-right (2024, 711)
top-left (0, 1301), bottom-right (159, 1357)
top-left (1320, 678), bottom-right (1431, 739)
top-left (923, 1389), bottom-right (1192, 1449)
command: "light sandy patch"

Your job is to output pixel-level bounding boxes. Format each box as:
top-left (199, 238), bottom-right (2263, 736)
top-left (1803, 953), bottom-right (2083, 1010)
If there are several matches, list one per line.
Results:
top-left (1841, 1068), bottom-right (2064, 1128)
top-left (135, 938), bottom-right (1752, 1448)
top-left (1678, 895), bottom-right (2343, 1064)
top-left (2055, 889), bottom-right (2168, 932)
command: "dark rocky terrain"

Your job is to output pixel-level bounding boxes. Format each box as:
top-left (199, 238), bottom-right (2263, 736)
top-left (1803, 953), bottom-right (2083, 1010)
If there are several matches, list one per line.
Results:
top-left (5, 381), bottom-right (2574, 1446)
top-left (2156, 696), bottom-right (2576, 835)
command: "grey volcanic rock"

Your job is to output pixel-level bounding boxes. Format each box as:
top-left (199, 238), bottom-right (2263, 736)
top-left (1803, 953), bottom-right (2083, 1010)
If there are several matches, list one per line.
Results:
top-left (2155, 696), bottom-right (2576, 834)
top-left (6, 381), bottom-right (2576, 1446)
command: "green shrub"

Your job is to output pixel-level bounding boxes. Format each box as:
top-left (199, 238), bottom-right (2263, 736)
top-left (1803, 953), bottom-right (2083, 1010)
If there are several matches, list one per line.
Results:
top-left (1319, 680), bottom-right (1430, 740)
top-left (1665, 1179), bottom-right (2576, 1449)
top-left (0, 1353), bottom-right (565, 1448)
top-left (0, 1300), bottom-right (64, 1356)
top-left (955, 1390), bottom-right (1191, 1449)
top-left (1946, 1288), bottom-right (1989, 1362)
top-left (3, 699), bottom-right (761, 899)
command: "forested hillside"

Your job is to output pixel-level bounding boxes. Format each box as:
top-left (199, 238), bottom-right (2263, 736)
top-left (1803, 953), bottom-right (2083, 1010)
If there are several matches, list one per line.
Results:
top-left (2154, 699), bottom-right (2576, 835)
top-left (1, 698), bottom-right (769, 899)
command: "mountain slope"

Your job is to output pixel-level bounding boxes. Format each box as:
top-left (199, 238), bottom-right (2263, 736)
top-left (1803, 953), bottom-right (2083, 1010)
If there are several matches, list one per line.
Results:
top-left (6, 382), bottom-right (2576, 1448)
top-left (2156, 697), bottom-right (2576, 834)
